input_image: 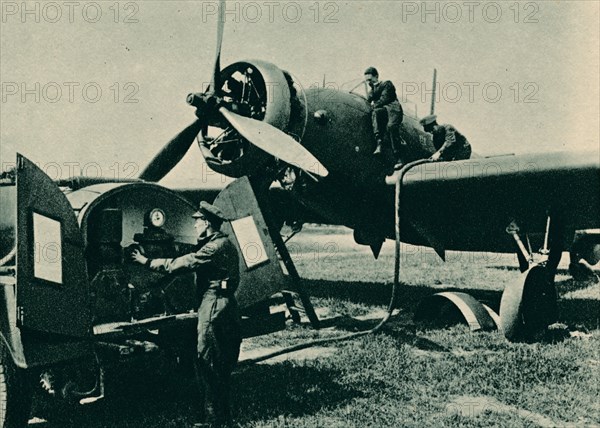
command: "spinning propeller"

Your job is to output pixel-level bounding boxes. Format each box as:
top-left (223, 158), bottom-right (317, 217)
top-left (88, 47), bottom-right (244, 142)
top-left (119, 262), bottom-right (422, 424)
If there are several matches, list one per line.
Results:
top-left (139, 0), bottom-right (327, 182)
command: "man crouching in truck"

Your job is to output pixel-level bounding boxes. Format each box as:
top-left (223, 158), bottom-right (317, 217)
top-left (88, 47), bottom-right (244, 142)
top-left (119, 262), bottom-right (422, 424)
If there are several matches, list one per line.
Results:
top-left (131, 201), bottom-right (241, 428)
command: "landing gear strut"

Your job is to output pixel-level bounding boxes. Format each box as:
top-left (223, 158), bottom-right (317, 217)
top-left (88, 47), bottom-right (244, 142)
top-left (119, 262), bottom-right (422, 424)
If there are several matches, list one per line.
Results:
top-left (500, 215), bottom-right (563, 341)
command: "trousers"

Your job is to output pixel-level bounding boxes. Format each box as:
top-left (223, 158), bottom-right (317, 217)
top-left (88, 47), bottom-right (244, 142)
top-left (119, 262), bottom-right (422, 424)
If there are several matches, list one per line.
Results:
top-left (196, 289), bottom-right (242, 427)
top-left (371, 100), bottom-right (403, 155)
top-left (441, 142), bottom-right (472, 161)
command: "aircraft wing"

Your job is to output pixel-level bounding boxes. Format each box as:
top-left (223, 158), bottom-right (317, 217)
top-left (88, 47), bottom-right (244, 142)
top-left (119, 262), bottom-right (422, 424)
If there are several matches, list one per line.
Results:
top-left (173, 185), bottom-right (330, 229)
top-left (391, 151), bottom-right (600, 253)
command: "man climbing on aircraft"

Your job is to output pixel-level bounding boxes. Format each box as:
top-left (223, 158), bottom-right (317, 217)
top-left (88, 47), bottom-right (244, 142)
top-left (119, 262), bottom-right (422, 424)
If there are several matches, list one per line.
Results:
top-left (364, 67), bottom-right (403, 157)
top-left (420, 115), bottom-right (472, 161)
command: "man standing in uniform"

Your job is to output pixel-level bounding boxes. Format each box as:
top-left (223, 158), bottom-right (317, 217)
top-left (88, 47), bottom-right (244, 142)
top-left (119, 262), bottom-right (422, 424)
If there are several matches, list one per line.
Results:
top-left (420, 114), bottom-right (472, 161)
top-left (131, 201), bottom-right (241, 427)
top-left (364, 66), bottom-right (403, 157)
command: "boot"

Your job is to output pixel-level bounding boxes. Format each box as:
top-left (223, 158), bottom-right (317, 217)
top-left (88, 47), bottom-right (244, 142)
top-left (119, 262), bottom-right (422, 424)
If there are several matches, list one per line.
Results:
top-left (373, 139), bottom-right (383, 155)
top-left (393, 153), bottom-right (404, 171)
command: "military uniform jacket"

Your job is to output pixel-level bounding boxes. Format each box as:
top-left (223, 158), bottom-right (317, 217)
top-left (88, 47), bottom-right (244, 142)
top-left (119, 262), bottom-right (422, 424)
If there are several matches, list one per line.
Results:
top-left (148, 231), bottom-right (240, 295)
top-left (367, 80), bottom-right (403, 126)
top-left (367, 80), bottom-right (399, 108)
top-left (432, 124), bottom-right (471, 160)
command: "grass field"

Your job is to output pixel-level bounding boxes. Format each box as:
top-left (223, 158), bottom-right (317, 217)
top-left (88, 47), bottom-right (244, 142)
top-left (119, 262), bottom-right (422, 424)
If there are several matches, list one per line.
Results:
top-left (37, 225), bottom-right (600, 427)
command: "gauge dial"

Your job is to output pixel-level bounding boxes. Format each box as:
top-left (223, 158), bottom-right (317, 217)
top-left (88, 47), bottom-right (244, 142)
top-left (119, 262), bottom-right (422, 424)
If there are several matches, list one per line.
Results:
top-left (149, 208), bottom-right (165, 227)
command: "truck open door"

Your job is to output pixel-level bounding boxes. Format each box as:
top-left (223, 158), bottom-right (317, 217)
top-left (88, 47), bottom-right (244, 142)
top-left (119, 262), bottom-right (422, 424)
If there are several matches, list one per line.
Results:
top-left (213, 177), bottom-right (319, 330)
top-left (213, 176), bottom-right (290, 307)
top-left (16, 154), bottom-right (92, 338)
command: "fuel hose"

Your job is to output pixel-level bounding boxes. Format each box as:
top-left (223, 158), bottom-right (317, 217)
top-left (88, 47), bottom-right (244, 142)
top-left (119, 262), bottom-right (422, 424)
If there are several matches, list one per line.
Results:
top-left (238, 159), bottom-right (432, 366)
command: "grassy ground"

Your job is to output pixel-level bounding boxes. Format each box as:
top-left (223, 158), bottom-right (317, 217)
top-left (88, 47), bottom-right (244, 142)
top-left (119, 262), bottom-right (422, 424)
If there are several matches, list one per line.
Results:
top-left (35, 225), bottom-right (600, 427)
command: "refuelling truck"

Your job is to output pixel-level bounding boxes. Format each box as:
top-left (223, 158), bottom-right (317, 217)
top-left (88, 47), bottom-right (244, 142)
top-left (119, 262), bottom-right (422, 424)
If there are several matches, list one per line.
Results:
top-left (0, 154), bottom-right (297, 427)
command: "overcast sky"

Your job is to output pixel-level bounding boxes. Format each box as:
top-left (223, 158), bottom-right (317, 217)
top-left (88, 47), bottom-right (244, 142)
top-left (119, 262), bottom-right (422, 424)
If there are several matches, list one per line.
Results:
top-left (1, 1), bottom-right (598, 187)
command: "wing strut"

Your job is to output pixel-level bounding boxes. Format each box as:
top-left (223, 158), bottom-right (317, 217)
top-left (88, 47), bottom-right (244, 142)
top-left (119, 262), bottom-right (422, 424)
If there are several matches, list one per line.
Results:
top-left (499, 214), bottom-right (563, 341)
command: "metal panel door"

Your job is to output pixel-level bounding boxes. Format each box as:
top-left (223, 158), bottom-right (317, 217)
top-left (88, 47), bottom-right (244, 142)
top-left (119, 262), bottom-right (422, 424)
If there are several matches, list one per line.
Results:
top-left (16, 154), bottom-right (92, 337)
top-left (213, 177), bottom-right (289, 307)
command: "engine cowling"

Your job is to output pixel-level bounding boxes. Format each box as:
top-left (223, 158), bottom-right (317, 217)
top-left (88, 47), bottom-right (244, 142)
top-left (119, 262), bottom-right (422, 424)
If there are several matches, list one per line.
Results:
top-left (199, 60), bottom-right (306, 178)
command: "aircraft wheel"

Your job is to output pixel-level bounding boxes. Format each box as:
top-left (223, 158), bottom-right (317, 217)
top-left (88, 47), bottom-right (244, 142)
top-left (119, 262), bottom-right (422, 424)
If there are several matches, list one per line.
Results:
top-left (500, 264), bottom-right (557, 341)
top-left (520, 266), bottom-right (558, 337)
top-left (0, 342), bottom-right (31, 428)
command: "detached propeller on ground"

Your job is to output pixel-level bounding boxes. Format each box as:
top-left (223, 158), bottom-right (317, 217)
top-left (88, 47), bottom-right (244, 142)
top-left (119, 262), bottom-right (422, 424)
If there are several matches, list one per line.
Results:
top-left (139, 0), bottom-right (327, 182)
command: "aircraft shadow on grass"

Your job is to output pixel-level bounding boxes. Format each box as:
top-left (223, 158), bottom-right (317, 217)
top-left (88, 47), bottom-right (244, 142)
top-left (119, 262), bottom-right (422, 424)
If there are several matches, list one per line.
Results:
top-left (302, 278), bottom-right (599, 332)
top-left (33, 277), bottom-right (596, 427)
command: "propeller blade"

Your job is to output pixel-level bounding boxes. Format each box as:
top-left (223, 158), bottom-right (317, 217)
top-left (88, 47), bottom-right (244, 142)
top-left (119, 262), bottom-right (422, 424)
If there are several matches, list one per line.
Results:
top-left (139, 119), bottom-right (203, 182)
top-left (219, 108), bottom-right (328, 177)
top-left (209, 0), bottom-right (226, 94)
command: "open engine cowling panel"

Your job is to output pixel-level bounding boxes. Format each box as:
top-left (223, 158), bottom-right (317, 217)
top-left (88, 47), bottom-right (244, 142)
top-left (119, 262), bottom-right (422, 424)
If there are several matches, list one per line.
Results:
top-left (200, 60), bottom-right (307, 178)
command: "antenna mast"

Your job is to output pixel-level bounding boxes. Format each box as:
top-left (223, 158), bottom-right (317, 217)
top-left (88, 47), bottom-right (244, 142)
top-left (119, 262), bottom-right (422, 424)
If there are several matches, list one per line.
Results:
top-left (430, 68), bottom-right (437, 115)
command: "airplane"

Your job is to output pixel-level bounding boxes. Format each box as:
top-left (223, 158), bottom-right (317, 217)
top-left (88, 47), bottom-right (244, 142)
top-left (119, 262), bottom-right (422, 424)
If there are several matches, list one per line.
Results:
top-left (0, 1), bottom-right (598, 426)
top-left (135, 1), bottom-right (599, 339)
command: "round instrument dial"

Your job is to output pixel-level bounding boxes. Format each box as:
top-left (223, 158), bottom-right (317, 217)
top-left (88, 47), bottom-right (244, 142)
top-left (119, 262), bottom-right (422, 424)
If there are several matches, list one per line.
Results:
top-left (149, 208), bottom-right (166, 227)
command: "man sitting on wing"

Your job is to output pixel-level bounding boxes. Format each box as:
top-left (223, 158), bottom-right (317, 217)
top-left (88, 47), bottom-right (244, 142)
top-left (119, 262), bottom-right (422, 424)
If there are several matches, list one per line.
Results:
top-left (420, 114), bottom-right (472, 162)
